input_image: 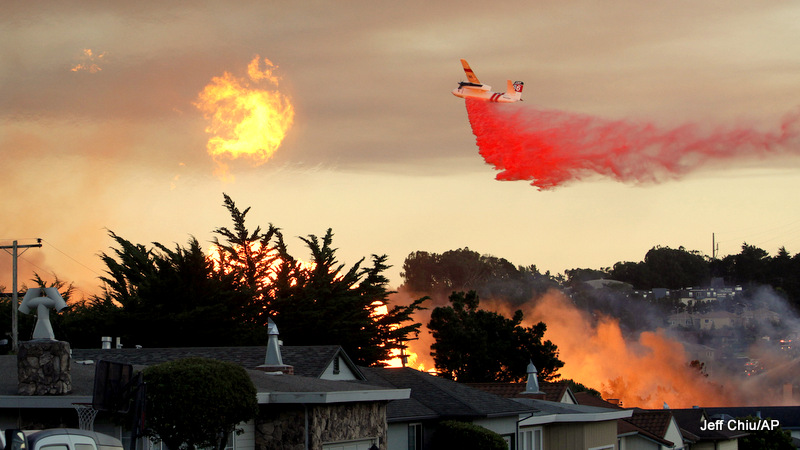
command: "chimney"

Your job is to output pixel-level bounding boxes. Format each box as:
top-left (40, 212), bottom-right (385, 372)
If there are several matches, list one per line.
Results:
top-left (101, 336), bottom-right (112, 349)
top-left (256, 318), bottom-right (294, 375)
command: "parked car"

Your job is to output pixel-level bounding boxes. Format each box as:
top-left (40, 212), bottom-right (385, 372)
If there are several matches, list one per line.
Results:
top-left (2, 429), bottom-right (124, 450)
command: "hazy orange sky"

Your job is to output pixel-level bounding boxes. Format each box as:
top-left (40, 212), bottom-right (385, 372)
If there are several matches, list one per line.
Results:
top-left (3, 1), bottom-right (800, 298)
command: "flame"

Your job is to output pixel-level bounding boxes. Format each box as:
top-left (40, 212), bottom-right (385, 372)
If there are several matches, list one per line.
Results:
top-left (521, 291), bottom-right (742, 408)
top-left (195, 56), bottom-right (294, 180)
top-left (71, 48), bottom-right (106, 73)
top-left (206, 241), bottom-right (314, 292)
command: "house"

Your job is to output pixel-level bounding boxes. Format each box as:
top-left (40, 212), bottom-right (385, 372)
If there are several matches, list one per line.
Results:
top-left (1, 326), bottom-right (409, 450)
top-left (670, 408), bottom-right (748, 449)
top-left (358, 366), bottom-right (531, 449)
top-left (703, 406), bottom-right (800, 448)
top-left (696, 311), bottom-right (739, 330)
top-left (619, 409), bottom-right (684, 450)
top-left (573, 392), bottom-right (684, 449)
top-left (512, 398), bottom-right (632, 450)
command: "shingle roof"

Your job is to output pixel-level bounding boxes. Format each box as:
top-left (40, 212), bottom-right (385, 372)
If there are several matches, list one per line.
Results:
top-left (573, 392), bottom-right (624, 409)
top-left (626, 409), bottom-right (672, 439)
top-left (671, 408), bottom-right (749, 441)
top-left (359, 367), bottom-right (531, 422)
top-left (465, 381), bottom-right (573, 403)
top-left (703, 406), bottom-right (800, 429)
top-left (71, 345), bottom-right (357, 379)
top-left (0, 354), bottom-right (393, 403)
top-left (618, 417), bottom-right (674, 447)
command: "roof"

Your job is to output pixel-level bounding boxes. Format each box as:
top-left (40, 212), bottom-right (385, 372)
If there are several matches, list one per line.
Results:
top-left (671, 408), bottom-right (749, 442)
top-left (513, 398), bottom-right (632, 426)
top-left (618, 409), bottom-right (675, 447)
top-left (71, 345), bottom-right (363, 380)
top-left (359, 367), bottom-right (531, 422)
top-left (573, 391), bottom-right (624, 409)
top-left (626, 409), bottom-right (673, 439)
top-left (617, 417), bottom-right (674, 447)
top-left (703, 406), bottom-right (800, 430)
top-left (0, 349), bottom-right (403, 408)
top-left (466, 381), bottom-right (575, 403)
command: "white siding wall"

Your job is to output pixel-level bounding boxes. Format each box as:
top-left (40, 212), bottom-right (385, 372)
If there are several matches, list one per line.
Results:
top-left (235, 420), bottom-right (255, 450)
top-left (386, 423), bottom-right (407, 450)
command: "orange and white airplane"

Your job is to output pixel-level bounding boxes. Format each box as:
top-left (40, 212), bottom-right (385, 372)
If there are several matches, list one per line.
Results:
top-left (452, 59), bottom-right (523, 103)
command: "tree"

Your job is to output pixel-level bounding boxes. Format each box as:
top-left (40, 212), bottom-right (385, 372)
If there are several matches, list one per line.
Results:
top-left (737, 416), bottom-right (794, 450)
top-left (74, 194), bottom-right (427, 366)
top-left (401, 248), bottom-right (558, 305)
top-left (94, 232), bottom-right (265, 348)
top-left (431, 421), bottom-right (508, 450)
top-left (268, 229), bottom-right (427, 365)
top-left (143, 357), bottom-right (258, 450)
top-left (428, 291), bottom-right (563, 382)
top-left (610, 246), bottom-right (709, 290)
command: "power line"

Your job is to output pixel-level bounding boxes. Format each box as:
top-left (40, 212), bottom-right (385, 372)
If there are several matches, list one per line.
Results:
top-left (40, 238), bottom-right (104, 278)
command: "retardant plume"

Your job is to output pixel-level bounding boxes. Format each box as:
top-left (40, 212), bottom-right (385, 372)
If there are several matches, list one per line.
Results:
top-left (195, 56), bottom-right (294, 180)
top-left (466, 99), bottom-right (800, 190)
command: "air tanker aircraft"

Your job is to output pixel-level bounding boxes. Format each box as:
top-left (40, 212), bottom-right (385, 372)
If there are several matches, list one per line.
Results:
top-left (452, 59), bottom-right (523, 103)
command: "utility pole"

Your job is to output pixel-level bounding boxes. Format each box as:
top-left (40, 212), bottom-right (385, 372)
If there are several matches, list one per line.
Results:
top-left (711, 233), bottom-right (719, 260)
top-left (1, 239), bottom-right (43, 352)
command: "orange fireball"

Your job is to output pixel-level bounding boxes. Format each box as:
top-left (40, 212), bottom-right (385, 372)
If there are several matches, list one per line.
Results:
top-left (195, 56), bottom-right (294, 179)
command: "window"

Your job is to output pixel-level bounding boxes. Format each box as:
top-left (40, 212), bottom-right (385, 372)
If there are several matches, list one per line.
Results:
top-left (519, 428), bottom-right (542, 450)
top-left (333, 357), bottom-right (340, 375)
top-left (408, 423), bottom-right (422, 450)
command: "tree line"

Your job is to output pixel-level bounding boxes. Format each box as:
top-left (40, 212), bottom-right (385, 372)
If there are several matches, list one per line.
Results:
top-left (1, 194), bottom-right (426, 366)
top-left (401, 244), bottom-right (800, 311)
top-left (4, 197), bottom-right (798, 383)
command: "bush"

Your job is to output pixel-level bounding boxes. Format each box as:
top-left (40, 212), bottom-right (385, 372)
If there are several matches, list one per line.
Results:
top-left (431, 420), bottom-right (508, 450)
top-left (144, 357), bottom-right (258, 450)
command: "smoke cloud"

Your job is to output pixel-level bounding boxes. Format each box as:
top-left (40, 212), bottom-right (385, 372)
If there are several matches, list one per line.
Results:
top-left (402, 286), bottom-right (800, 409)
top-left (466, 99), bottom-right (800, 190)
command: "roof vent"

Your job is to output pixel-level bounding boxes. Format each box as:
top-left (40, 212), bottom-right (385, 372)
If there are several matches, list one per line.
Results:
top-left (524, 360), bottom-right (542, 394)
top-left (257, 318), bottom-right (293, 375)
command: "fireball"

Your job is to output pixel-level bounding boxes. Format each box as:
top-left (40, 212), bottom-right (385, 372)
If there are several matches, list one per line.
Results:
top-left (195, 56), bottom-right (294, 179)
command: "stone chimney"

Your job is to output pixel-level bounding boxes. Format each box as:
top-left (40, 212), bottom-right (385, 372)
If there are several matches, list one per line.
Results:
top-left (256, 318), bottom-right (294, 375)
top-left (17, 340), bottom-right (72, 395)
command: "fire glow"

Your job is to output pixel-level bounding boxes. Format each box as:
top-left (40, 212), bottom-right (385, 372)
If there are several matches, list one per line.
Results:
top-left (195, 56), bottom-right (294, 179)
top-left (466, 99), bottom-right (800, 190)
top-left (70, 48), bottom-right (106, 73)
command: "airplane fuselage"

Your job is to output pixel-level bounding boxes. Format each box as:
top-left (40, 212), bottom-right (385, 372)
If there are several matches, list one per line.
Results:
top-left (452, 84), bottom-right (516, 102)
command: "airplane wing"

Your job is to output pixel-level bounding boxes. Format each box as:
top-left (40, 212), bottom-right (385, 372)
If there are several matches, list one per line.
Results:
top-left (460, 59), bottom-right (481, 84)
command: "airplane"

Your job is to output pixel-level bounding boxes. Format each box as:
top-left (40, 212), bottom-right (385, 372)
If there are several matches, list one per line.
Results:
top-left (452, 59), bottom-right (523, 103)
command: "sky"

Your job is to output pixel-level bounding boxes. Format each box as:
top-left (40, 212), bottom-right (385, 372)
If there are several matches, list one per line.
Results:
top-left (3, 0), bottom-right (800, 298)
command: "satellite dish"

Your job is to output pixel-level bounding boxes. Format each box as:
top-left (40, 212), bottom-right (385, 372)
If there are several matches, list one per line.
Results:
top-left (19, 287), bottom-right (68, 340)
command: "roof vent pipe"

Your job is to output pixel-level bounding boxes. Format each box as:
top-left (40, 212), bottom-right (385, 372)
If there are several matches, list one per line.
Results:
top-left (101, 336), bottom-right (112, 350)
top-left (525, 360), bottom-right (542, 394)
top-left (265, 318), bottom-right (283, 366)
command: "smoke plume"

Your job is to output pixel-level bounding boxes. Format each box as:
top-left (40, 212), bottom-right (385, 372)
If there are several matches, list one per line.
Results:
top-left (466, 99), bottom-right (800, 190)
top-left (402, 285), bottom-right (800, 408)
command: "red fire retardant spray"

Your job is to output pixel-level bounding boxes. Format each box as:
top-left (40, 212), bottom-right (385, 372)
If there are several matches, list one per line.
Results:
top-left (465, 99), bottom-right (800, 190)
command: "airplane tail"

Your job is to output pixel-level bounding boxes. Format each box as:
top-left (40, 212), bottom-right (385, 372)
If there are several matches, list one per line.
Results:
top-left (506, 80), bottom-right (524, 100)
